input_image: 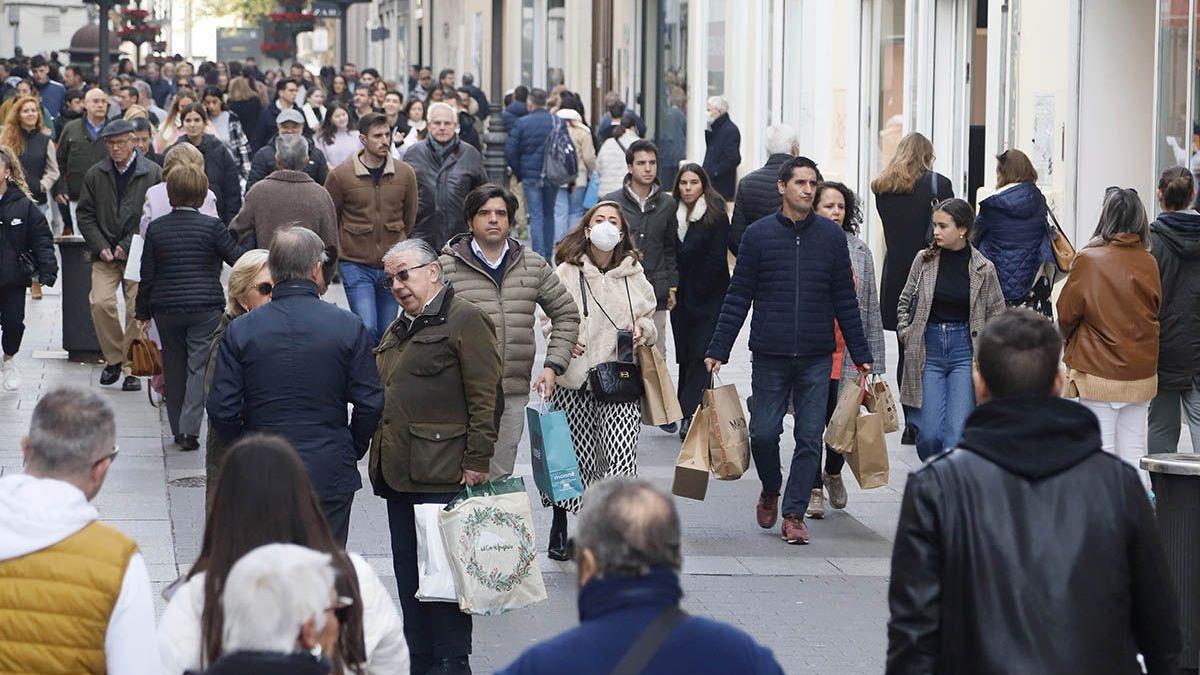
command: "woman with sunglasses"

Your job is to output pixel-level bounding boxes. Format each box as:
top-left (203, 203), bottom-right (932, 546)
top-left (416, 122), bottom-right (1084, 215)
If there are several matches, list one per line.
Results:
top-left (1057, 187), bottom-right (1161, 490)
top-left (157, 434), bottom-right (409, 674)
top-left (200, 248), bottom-right (271, 508)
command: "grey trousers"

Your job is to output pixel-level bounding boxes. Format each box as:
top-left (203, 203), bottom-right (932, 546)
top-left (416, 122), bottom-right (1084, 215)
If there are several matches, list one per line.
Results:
top-left (491, 392), bottom-right (531, 479)
top-left (155, 311), bottom-right (222, 437)
top-left (1148, 380), bottom-right (1200, 454)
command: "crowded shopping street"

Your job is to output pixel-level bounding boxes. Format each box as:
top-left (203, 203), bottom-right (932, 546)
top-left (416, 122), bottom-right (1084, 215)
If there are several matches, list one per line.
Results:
top-left (1, 1), bottom-right (1198, 674)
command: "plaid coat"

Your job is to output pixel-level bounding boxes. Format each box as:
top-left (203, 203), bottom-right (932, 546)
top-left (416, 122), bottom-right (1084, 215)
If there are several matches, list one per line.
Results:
top-left (896, 245), bottom-right (1005, 407)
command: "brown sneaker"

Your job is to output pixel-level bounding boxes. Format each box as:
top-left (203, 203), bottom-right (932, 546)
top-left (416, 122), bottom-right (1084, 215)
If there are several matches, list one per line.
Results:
top-left (805, 488), bottom-right (825, 519)
top-left (781, 514), bottom-right (811, 545)
top-left (824, 471), bottom-right (848, 509)
top-left (756, 491), bottom-right (779, 529)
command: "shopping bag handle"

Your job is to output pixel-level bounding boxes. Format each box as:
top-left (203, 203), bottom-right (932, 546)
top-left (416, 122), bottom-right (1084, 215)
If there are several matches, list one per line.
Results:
top-left (708, 371), bottom-right (724, 389)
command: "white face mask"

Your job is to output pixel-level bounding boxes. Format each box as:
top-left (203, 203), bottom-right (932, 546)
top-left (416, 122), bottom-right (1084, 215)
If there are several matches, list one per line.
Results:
top-left (589, 221), bottom-right (622, 252)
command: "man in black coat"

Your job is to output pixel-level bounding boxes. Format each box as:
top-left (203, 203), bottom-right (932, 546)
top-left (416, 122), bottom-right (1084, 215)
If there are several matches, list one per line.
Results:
top-left (245, 109), bottom-right (328, 192)
top-left (702, 96), bottom-right (741, 202)
top-left (729, 124), bottom-right (798, 254)
top-left (406, 102), bottom-right (488, 252)
top-left (887, 309), bottom-right (1181, 674)
top-left (207, 227), bottom-right (384, 547)
top-left (460, 73), bottom-right (489, 121)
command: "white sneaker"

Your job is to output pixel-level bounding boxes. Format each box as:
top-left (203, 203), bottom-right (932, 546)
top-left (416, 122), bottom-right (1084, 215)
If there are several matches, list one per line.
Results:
top-left (1, 359), bottom-right (19, 391)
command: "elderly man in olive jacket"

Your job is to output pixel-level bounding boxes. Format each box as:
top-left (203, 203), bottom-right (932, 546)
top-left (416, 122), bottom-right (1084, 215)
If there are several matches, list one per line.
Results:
top-left (440, 184), bottom-right (580, 479)
top-left (372, 237), bottom-right (502, 674)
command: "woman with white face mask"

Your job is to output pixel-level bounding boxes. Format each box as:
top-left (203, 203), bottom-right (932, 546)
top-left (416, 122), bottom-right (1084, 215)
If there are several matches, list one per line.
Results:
top-left (539, 202), bottom-right (659, 561)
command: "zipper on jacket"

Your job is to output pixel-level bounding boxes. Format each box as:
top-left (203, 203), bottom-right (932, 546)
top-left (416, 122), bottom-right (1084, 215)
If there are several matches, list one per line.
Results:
top-left (794, 234), bottom-right (801, 357)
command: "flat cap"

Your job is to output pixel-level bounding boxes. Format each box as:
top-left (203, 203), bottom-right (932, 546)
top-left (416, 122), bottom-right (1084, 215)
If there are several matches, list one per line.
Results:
top-left (98, 119), bottom-right (135, 139)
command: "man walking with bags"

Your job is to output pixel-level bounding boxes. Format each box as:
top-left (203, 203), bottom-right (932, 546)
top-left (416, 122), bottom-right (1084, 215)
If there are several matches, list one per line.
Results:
top-left (705, 156), bottom-right (871, 546)
top-left (75, 119), bottom-right (162, 392)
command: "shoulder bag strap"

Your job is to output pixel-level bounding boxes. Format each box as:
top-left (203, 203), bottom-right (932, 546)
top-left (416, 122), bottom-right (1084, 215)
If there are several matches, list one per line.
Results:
top-left (580, 268), bottom-right (622, 330)
top-left (578, 270), bottom-right (589, 318)
top-left (609, 606), bottom-right (687, 675)
top-left (624, 277), bottom-right (634, 325)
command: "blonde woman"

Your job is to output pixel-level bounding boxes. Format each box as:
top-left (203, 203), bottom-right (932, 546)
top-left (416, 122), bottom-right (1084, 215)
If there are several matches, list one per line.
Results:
top-left (201, 248), bottom-right (271, 504)
top-left (871, 131), bottom-right (954, 443)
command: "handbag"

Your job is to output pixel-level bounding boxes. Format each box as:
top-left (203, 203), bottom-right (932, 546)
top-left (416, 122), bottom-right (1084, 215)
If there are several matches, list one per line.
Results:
top-left (1046, 208), bottom-right (1076, 273)
top-left (924, 170), bottom-right (940, 245)
top-left (578, 270), bottom-right (644, 404)
top-left (126, 326), bottom-right (163, 377)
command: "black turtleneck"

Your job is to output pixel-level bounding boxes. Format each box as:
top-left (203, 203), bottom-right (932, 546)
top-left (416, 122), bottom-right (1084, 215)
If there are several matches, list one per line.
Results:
top-left (929, 244), bottom-right (971, 324)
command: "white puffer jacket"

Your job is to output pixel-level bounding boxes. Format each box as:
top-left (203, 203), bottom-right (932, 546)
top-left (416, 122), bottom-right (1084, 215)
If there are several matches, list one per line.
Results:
top-left (596, 133), bottom-right (638, 196)
top-left (550, 254), bottom-right (658, 390)
top-left (156, 552), bottom-right (409, 675)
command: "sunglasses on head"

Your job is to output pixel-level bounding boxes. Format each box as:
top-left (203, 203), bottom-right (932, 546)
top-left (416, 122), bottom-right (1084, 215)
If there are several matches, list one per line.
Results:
top-left (381, 262), bottom-right (433, 288)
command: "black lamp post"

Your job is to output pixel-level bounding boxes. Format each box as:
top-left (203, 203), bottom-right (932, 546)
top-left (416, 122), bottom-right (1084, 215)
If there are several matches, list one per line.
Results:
top-left (83, 0), bottom-right (128, 77)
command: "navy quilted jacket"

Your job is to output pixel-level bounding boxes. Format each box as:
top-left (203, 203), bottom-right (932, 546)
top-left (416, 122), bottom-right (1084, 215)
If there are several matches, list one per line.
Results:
top-left (505, 108), bottom-right (554, 182)
top-left (707, 211), bottom-right (872, 365)
top-left (974, 181), bottom-right (1054, 301)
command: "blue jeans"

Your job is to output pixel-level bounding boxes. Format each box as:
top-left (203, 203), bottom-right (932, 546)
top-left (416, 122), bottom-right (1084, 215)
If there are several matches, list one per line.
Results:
top-left (749, 353), bottom-right (832, 518)
top-left (916, 323), bottom-right (975, 461)
top-left (339, 261), bottom-right (398, 345)
top-left (524, 179), bottom-right (568, 259)
top-left (568, 183), bottom-right (587, 227)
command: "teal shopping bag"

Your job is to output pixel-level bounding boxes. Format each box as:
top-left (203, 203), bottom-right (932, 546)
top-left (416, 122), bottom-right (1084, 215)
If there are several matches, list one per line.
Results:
top-left (525, 400), bottom-right (584, 502)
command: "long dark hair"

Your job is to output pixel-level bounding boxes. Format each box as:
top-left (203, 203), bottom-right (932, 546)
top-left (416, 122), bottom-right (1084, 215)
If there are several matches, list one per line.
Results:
top-left (554, 200), bottom-right (642, 267)
top-left (319, 101), bottom-right (352, 145)
top-left (189, 434), bottom-right (367, 673)
top-left (814, 181), bottom-right (864, 235)
top-left (671, 163), bottom-right (725, 224)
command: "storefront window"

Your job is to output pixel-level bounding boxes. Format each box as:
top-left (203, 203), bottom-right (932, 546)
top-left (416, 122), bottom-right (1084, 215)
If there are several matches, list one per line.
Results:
top-left (876, 0), bottom-right (906, 174)
top-left (546, 0), bottom-right (565, 87)
top-left (1154, 0), bottom-right (1194, 192)
top-left (521, 0), bottom-right (535, 87)
top-left (706, 0), bottom-right (725, 97)
top-left (656, 0), bottom-right (688, 185)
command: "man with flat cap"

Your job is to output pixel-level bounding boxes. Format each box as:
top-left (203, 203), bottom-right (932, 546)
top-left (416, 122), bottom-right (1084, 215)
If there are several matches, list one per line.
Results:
top-left (76, 119), bottom-right (163, 391)
top-left (245, 108), bottom-right (329, 192)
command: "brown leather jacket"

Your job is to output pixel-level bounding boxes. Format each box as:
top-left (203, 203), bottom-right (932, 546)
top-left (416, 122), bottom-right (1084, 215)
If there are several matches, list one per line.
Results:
top-left (325, 151), bottom-right (418, 268)
top-left (1057, 233), bottom-right (1162, 380)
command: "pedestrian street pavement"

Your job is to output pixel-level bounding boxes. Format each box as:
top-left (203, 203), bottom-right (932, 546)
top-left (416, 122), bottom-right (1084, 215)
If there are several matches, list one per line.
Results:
top-left (2, 281), bottom-right (929, 674)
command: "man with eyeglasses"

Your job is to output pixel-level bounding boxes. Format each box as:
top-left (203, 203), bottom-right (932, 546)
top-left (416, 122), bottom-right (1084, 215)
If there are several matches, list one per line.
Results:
top-left (0, 388), bottom-right (161, 673)
top-left (208, 226), bottom-right (383, 547)
top-left (76, 118), bottom-right (163, 392)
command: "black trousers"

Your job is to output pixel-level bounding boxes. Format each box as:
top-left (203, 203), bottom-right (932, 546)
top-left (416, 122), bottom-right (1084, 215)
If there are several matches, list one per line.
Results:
top-left (815, 379), bottom-right (847, 488)
top-left (321, 492), bottom-right (354, 548)
top-left (895, 342), bottom-right (918, 430)
top-left (677, 358), bottom-right (709, 419)
top-left (0, 287), bottom-right (25, 356)
top-left (386, 491), bottom-right (473, 668)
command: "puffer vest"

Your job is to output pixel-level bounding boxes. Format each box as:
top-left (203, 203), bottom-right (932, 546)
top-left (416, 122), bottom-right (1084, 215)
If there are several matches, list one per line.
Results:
top-left (0, 521), bottom-right (137, 673)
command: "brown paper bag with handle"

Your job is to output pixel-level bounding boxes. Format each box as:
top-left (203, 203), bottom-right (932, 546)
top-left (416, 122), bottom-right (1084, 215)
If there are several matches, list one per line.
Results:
top-left (863, 376), bottom-right (900, 434)
top-left (672, 406), bottom-right (710, 500)
top-left (705, 379), bottom-right (750, 480)
top-left (638, 345), bottom-right (684, 425)
top-left (824, 377), bottom-right (865, 454)
top-left (847, 411), bottom-right (890, 489)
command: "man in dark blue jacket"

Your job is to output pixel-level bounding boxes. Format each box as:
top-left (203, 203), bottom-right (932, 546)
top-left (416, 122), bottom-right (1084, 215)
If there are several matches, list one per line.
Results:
top-left (207, 227), bottom-right (383, 547)
top-left (497, 478), bottom-right (784, 675)
top-left (702, 96), bottom-right (741, 201)
top-left (501, 85), bottom-right (529, 132)
top-left (706, 156), bottom-right (872, 546)
top-left (505, 88), bottom-right (562, 259)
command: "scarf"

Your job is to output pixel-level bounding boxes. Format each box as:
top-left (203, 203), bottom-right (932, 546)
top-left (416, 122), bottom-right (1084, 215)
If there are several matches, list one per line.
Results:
top-left (676, 195), bottom-right (707, 242)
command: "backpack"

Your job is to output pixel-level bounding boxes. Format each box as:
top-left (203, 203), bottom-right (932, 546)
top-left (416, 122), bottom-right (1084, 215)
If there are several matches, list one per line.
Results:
top-left (542, 116), bottom-right (579, 188)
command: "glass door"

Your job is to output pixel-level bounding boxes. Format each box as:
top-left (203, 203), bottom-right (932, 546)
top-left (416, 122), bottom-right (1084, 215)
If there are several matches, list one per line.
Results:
top-left (862, 0), bottom-right (908, 247)
top-left (1153, 0), bottom-right (1195, 208)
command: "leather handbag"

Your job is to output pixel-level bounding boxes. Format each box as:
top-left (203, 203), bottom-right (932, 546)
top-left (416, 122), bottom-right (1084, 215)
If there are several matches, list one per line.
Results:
top-left (1046, 209), bottom-right (1076, 273)
top-left (578, 270), bottom-right (644, 404)
top-left (126, 326), bottom-right (163, 377)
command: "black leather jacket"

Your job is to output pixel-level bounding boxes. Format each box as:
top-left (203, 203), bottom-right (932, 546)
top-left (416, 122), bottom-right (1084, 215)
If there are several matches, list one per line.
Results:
top-left (887, 395), bottom-right (1181, 675)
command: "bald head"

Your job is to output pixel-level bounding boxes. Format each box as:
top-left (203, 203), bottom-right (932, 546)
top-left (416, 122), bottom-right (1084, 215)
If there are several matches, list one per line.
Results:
top-left (575, 478), bottom-right (682, 579)
top-left (85, 87), bottom-right (109, 123)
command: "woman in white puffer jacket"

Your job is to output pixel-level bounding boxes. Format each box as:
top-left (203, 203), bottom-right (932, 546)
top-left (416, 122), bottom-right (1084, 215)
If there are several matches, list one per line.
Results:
top-left (156, 435), bottom-right (409, 675)
top-left (595, 114), bottom-right (640, 197)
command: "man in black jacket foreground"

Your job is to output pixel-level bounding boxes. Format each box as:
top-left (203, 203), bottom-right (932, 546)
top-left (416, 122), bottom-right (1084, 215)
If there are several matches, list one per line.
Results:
top-left (887, 309), bottom-right (1181, 674)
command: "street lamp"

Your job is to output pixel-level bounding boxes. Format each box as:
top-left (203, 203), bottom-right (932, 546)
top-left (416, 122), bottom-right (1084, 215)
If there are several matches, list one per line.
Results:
top-left (82, 0), bottom-right (129, 78)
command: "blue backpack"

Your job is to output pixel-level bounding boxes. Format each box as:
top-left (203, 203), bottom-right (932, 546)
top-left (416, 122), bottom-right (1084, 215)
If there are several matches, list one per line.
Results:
top-left (542, 116), bottom-right (579, 188)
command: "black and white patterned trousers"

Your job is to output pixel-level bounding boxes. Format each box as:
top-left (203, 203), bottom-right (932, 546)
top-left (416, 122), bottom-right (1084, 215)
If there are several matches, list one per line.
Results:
top-left (540, 385), bottom-right (641, 513)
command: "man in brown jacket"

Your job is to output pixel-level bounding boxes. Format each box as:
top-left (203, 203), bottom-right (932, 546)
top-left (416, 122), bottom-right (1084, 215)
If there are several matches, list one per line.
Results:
top-left (325, 112), bottom-right (419, 343)
top-left (371, 237), bottom-right (501, 674)
top-left (232, 133), bottom-right (338, 251)
top-left (440, 184), bottom-right (579, 478)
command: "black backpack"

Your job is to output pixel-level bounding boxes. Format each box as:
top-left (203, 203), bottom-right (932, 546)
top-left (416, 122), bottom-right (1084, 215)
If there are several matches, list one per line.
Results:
top-left (542, 116), bottom-right (579, 188)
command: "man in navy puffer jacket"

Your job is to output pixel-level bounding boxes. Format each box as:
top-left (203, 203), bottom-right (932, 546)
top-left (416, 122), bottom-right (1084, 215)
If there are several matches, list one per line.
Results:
top-left (497, 479), bottom-right (784, 675)
top-left (706, 156), bottom-right (872, 545)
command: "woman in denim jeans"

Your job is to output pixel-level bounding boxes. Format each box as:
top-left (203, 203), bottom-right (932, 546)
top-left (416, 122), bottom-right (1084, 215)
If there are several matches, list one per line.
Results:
top-left (897, 198), bottom-right (1005, 460)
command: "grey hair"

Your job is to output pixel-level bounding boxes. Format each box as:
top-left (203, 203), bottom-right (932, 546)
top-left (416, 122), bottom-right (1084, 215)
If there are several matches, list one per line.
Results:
top-left (382, 237), bottom-right (443, 281)
top-left (1091, 187), bottom-right (1151, 250)
top-left (268, 227), bottom-right (327, 283)
top-left (25, 388), bottom-right (116, 476)
top-left (274, 133), bottom-right (309, 172)
top-left (461, 73), bottom-right (475, 86)
top-left (221, 544), bottom-right (336, 654)
top-left (707, 95), bottom-right (729, 115)
top-left (131, 79), bottom-right (152, 104)
top-left (575, 478), bottom-right (682, 578)
top-left (765, 123), bottom-right (799, 156)
top-left (426, 101), bottom-right (458, 124)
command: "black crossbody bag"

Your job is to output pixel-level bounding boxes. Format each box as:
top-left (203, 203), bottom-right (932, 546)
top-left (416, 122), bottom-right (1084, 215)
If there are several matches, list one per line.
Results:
top-left (579, 270), bottom-right (644, 403)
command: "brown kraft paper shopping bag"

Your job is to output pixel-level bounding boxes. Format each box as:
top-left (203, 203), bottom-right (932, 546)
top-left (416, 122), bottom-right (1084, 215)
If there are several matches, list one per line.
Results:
top-left (847, 411), bottom-right (890, 489)
top-left (672, 405), bottom-right (710, 500)
top-left (864, 375), bottom-right (900, 434)
top-left (825, 376), bottom-right (865, 454)
top-left (705, 380), bottom-right (750, 480)
top-left (638, 345), bottom-right (684, 425)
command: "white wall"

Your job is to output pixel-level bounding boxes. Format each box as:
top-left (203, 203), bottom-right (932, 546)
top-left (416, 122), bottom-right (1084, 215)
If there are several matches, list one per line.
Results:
top-left (0, 2), bottom-right (90, 58)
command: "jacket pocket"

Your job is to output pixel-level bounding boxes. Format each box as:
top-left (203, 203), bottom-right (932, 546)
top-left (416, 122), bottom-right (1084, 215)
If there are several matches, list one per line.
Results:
top-left (404, 334), bottom-right (455, 375)
top-left (343, 219), bottom-right (373, 235)
top-left (408, 421), bottom-right (468, 484)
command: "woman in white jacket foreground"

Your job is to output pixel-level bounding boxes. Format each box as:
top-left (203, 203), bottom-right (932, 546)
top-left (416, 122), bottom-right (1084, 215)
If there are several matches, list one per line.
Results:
top-left (157, 434), bottom-right (408, 674)
top-left (538, 200), bottom-right (658, 561)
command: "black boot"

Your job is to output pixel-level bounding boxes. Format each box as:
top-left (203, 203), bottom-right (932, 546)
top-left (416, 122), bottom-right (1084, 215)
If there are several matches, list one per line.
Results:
top-left (548, 506), bottom-right (569, 561)
top-left (679, 416), bottom-right (691, 440)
